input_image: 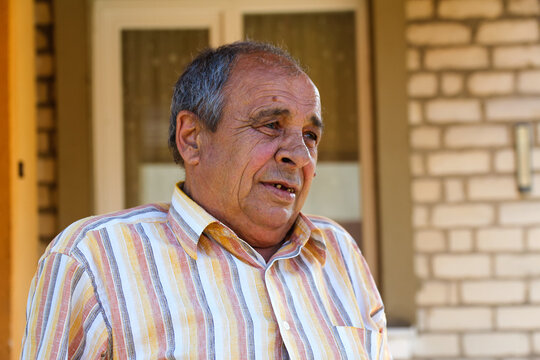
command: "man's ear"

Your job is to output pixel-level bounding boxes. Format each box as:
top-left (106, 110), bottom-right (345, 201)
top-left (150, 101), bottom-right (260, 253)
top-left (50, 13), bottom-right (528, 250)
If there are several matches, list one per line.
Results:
top-left (175, 110), bottom-right (202, 166)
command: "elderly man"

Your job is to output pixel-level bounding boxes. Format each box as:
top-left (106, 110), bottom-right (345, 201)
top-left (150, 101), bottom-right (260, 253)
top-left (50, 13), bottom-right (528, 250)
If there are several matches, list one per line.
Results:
top-left (22, 42), bottom-right (391, 359)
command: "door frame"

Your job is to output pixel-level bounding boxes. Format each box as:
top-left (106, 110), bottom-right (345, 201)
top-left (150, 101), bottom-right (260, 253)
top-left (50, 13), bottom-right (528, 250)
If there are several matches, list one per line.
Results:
top-left (91, 0), bottom-right (380, 277)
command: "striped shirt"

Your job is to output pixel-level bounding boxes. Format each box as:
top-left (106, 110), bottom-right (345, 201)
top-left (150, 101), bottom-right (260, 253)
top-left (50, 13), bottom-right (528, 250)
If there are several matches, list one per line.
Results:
top-left (22, 183), bottom-right (391, 359)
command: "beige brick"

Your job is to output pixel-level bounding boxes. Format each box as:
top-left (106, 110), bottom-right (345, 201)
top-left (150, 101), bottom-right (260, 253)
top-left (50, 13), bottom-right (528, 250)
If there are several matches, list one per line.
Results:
top-left (36, 54), bottom-right (54, 77)
top-left (477, 228), bottom-right (524, 251)
top-left (494, 45), bottom-right (540, 68)
top-left (533, 148), bottom-right (540, 170)
top-left (500, 202), bottom-right (540, 225)
top-left (508, 0), bottom-right (540, 14)
top-left (463, 333), bottom-right (529, 356)
top-left (496, 254), bottom-right (540, 276)
top-left (444, 178), bottom-right (464, 202)
top-left (413, 205), bottom-right (428, 227)
top-left (416, 281), bottom-right (450, 305)
top-left (477, 20), bottom-right (539, 44)
top-left (407, 49), bottom-right (420, 71)
top-left (534, 332), bottom-right (540, 353)
top-left (37, 107), bottom-right (54, 129)
top-left (438, 0), bottom-right (502, 18)
top-left (38, 132), bottom-right (49, 154)
top-left (449, 229), bottom-right (473, 251)
top-left (498, 306), bottom-right (540, 330)
top-left (426, 99), bottom-right (481, 122)
top-left (445, 125), bottom-right (508, 148)
top-left (468, 72), bottom-right (515, 95)
top-left (410, 127), bottom-right (440, 149)
top-left (408, 101), bottom-right (422, 125)
top-left (433, 254), bottom-right (491, 278)
top-left (433, 204), bottom-right (494, 227)
top-left (486, 97), bottom-right (540, 121)
top-left (462, 280), bottom-right (526, 303)
top-left (410, 154), bottom-right (425, 175)
top-left (406, 0), bottom-right (434, 19)
top-left (427, 307), bottom-right (492, 330)
top-left (38, 185), bottom-right (51, 209)
top-left (468, 176), bottom-right (518, 200)
top-left (39, 213), bottom-right (56, 238)
top-left (412, 178), bottom-right (442, 202)
top-left (441, 73), bottom-right (463, 95)
top-left (37, 82), bottom-right (48, 104)
top-left (407, 23), bottom-right (471, 45)
top-left (37, 157), bottom-right (55, 183)
top-left (415, 229), bottom-right (445, 252)
top-left (530, 280), bottom-right (540, 302)
top-left (35, 2), bottom-right (51, 25)
top-left (425, 46), bottom-right (488, 70)
top-left (494, 149), bottom-right (514, 172)
top-left (527, 228), bottom-right (540, 250)
top-left (428, 151), bottom-right (490, 175)
top-left (408, 73), bottom-right (437, 97)
top-left (518, 70), bottom-right (540, 94)
top-left (414, 255), bottom-right (429, 279)
top-left (413, 334), bottom-right (459, 357)
top-left (35, 30), bottom-right (49, 51)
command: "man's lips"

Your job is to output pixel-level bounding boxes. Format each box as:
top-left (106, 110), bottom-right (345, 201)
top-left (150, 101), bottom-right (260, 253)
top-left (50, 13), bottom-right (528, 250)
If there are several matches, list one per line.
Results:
top-left (261, 181), bottom-right (299, 194)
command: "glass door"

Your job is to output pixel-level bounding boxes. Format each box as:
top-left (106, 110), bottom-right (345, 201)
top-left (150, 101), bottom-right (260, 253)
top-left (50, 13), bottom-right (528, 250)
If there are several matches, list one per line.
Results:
top-left (93, 1), bottom-right (375, 266)
top-left (122, 30), bottom-right (208, 207)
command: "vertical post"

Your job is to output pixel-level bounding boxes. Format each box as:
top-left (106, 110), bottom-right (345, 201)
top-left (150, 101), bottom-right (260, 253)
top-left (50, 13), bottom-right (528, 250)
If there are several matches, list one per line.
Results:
top-left (356, 0), bottom-right (379, 282)
top-left (0, 0), bottom-right (12, 357)
top-left (9, 0), bottom-right (39, 357)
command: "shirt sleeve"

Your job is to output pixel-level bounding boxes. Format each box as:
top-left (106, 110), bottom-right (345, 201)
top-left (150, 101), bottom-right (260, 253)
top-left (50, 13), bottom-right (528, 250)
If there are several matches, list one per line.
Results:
top-left (21, 252), bottom-right (110, 359)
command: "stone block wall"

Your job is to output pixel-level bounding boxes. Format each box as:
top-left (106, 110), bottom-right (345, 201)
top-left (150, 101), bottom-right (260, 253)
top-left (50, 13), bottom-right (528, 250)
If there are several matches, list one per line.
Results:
top-left (35, 0), bottom-right (57, 245)
top-left (406, 0), bottom-right (540, 357)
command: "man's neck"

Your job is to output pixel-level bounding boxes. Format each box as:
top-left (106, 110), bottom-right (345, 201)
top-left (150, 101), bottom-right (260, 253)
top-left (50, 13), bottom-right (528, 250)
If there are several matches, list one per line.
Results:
top-left (253, 241), bottom-right (285, 263)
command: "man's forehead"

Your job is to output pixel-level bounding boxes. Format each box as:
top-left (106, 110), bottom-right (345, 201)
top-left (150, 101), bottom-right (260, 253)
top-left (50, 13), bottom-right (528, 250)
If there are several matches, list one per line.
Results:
top-left (233, 52), bottom-right (302, 76)
top-left (224, 53), bottom-right (322, 122)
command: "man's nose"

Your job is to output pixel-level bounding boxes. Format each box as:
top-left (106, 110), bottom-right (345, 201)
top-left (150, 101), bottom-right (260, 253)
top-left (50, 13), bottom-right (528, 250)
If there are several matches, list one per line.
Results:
top-left (275, 133), bottom-right (313, 168)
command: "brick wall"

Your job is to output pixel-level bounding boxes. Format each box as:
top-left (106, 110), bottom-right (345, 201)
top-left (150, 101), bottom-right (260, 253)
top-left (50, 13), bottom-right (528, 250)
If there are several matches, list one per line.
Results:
top-left (35, 0), bottom-right (57, 246)
top-left (406, 0), bottom-right (540, 357)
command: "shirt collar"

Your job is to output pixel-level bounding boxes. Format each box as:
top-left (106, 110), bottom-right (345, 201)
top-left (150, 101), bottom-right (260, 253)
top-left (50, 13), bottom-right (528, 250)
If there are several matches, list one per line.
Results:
top-left (167, 182), bottom-right (327, 265)
top-left (166, 182), bottom-right (218, 259)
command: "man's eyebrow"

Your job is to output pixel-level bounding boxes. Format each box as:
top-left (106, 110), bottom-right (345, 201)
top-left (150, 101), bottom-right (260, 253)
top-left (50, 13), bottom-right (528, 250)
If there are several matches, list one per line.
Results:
top-left (251, 108), bottom-right (323, 129)
top-left (250, 108), bottom-right (290, 122)
top-left (310, 115), bottom-right (324, 130)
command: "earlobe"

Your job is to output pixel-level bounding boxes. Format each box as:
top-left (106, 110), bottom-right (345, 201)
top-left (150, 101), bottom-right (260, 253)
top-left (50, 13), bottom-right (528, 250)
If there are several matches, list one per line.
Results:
top-left (175, 110), bottom-right (201, 165)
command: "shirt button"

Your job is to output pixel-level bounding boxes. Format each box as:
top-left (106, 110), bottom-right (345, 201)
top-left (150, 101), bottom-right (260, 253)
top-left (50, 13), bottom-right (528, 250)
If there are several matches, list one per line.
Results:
top-left (283, 321), bottom-right (290, 330)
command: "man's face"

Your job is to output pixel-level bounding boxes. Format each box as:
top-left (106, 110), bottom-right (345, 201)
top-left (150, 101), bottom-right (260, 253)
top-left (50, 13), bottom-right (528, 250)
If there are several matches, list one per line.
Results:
top-left (192, 56), bottom-right (322, 246)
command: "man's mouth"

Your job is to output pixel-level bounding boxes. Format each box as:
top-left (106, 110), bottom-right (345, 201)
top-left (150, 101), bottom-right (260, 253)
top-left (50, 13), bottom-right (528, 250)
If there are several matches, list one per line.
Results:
top-left (272, 183), bottom-right (296, 193)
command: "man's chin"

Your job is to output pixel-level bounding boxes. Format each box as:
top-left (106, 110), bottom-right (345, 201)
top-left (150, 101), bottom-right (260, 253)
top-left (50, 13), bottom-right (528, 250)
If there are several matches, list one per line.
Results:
top-left (249, 207), bottom-right (299, 230)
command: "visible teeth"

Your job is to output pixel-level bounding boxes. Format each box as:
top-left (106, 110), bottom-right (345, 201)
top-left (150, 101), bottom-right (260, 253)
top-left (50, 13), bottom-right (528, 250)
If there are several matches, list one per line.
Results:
top-left (273, 183), bottom-right (295, 193)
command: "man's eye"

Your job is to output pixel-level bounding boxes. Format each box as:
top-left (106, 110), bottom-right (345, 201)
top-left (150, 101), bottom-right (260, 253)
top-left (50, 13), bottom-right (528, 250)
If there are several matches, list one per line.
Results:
top-left (304, 132), bottom-right (318, 143)
top-left (264, 122), bottom-right (279, 130)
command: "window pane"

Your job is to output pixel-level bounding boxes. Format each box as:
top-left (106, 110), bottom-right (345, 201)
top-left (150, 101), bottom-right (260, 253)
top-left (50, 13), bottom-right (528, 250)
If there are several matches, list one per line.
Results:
top-left (244, 12), bottom-right (358, 161)
top-left (122, 29), bottom-right (208, 207)
top-left (244, 12), bottom-right (362, 246)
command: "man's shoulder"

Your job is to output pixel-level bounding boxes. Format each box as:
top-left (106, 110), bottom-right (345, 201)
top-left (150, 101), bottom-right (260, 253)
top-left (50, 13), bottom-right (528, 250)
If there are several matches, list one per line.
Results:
top-left (304, 214), bottom-right (351, 237)
top-left (302, 213), bottom-right (360, 251)
top-left (45, 202), bottom-right (171, 258)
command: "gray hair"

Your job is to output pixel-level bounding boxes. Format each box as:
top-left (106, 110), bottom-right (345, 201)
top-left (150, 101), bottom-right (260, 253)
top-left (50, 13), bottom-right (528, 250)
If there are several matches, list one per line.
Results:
top-left (168, 41), bottom-right (304, 165)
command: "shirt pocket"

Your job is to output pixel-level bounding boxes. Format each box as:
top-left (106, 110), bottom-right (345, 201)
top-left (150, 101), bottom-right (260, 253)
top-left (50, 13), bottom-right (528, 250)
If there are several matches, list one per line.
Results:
top-left (333, 326), bottom-right (383, 360)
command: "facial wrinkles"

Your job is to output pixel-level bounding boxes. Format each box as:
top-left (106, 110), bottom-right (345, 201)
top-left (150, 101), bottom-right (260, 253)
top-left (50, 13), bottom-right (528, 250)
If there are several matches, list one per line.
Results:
top-left (249, 88), bottom-right (319, 113)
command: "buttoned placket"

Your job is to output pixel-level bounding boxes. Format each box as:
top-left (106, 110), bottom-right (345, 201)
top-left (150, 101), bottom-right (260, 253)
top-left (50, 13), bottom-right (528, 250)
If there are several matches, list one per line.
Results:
top-left (264, 249), bottom-right (305, 358)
